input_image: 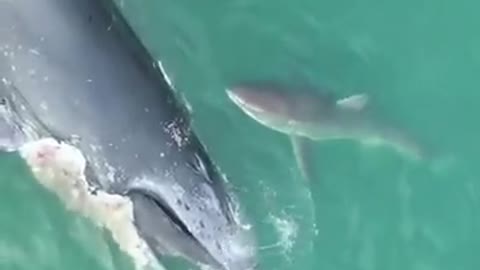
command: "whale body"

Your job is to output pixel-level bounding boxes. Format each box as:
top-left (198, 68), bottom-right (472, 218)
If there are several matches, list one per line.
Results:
top-left (0, 0), bottom-right (257, 269)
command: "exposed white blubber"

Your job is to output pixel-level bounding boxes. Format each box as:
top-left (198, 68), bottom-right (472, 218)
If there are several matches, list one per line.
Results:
top-left (19, 138), bottom-right (164, 270)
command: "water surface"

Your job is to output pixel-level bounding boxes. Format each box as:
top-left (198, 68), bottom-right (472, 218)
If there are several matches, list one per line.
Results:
top-left (1, 0), bottom-right (480, 269)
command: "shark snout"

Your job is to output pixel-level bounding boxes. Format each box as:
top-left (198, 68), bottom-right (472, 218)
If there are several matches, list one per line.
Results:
top-left (226, 85), bottom-right (292, 117)
top-left (226, 87), bottom-right (266, 114)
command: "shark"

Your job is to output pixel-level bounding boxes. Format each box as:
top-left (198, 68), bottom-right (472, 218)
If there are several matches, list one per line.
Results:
top-left (226, 80), bottom-right (427, 181)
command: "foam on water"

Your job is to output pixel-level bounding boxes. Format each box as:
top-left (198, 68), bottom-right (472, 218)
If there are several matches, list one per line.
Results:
top-left (256, 213), bottom-right (298, 264)
top-left (18, 138), bottom-right (165, 270)
top-left (268, 214), bottom-right (298, 255)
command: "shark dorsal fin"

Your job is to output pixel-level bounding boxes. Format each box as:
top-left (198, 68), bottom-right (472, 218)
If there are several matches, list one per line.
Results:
top-left (336, 94), bottom-right (369, 111)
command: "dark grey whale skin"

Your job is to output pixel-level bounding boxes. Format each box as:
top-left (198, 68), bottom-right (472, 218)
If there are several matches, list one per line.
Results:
top-left (0, 0), bottom-right (256, 269)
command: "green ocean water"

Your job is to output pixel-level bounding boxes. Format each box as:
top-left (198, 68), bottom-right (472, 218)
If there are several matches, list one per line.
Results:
top-left (1, 0), bottom-right (480, 270)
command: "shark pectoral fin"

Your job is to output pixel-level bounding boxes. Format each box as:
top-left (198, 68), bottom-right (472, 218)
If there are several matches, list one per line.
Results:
top-left (290, 136), bottom-right (315, 183)
top-left (336, 94), bottom-right (369, 111)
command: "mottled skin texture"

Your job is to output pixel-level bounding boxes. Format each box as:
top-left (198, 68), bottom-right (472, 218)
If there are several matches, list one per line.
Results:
top-left (0, 0), bottom-right (256, 269)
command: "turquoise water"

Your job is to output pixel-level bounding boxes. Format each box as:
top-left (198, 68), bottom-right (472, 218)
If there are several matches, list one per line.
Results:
top-left (2, 0), bottom-right (480, 269)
